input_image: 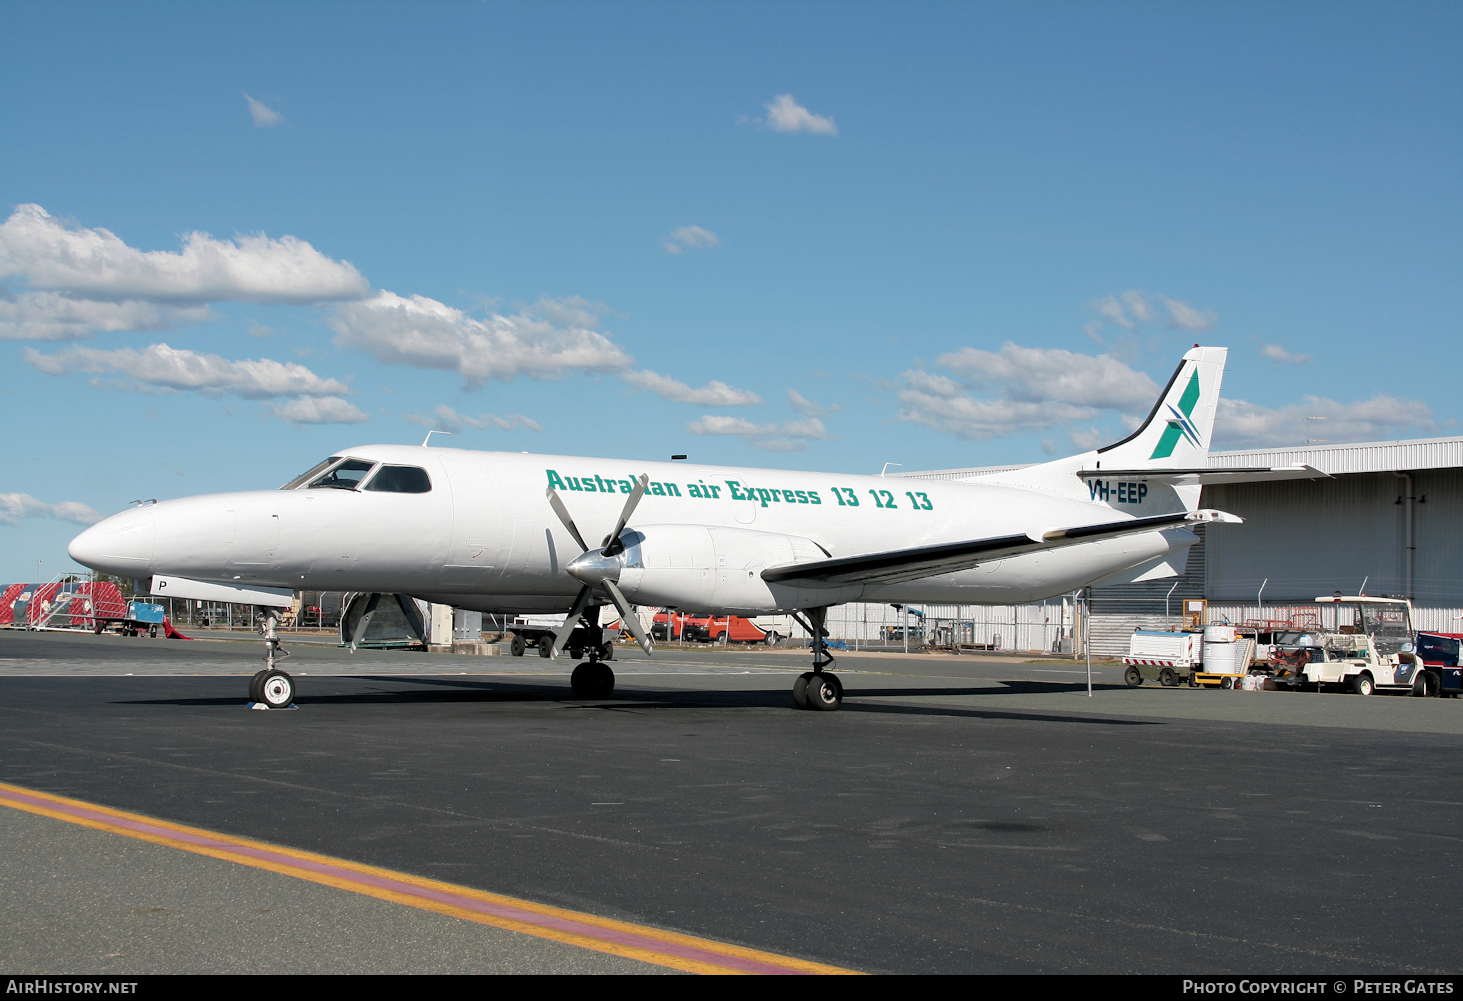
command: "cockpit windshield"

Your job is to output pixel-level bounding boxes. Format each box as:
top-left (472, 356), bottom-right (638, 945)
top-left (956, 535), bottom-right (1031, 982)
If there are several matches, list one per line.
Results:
top-left (307, 458), bottom-right (377, 490)
top-left (281, 457), bottom-right (340, 490)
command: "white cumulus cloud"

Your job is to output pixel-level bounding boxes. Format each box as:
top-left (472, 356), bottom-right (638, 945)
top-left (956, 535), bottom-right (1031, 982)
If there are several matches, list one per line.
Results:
top-left (25, 343), bottom-right (351, 399)
top-left (0, 203), bottom-right (369, 306)
top-left (1084, 290), bottom-right (1217, 340)
top-left (243, 93), bottom-right (285, 128)
top-left (403, 406), bottom-right (543, 433)
top-left (896, 343), bottom-right (1161, 442)
top-left (0, 493), bottom-right (103, 527)
top-left (686, 414), bottom-right (832, 452)
top-left (267, 396), bottom-right (369, 425)
top-left (0, 291), bottom-right (210, 341)
top-left (788, 389), bottom-right (840, 417)
top-left (1259, 343), bottom-right (1312, 365)
top-left (764, 94), bottom-right (838, 136)
top-left (663, 226), bottom-right (721, 254)
top-left (621, 370), bottom-right (760, 406)
top-left (1214, 395), bottom-right (1435, 449)
top-left (331, 291), bottom-right (632, 387)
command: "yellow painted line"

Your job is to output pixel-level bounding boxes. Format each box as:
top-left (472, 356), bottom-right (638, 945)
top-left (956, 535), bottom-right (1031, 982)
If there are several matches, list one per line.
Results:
top-left (0, 781), bottom-right (858, 975)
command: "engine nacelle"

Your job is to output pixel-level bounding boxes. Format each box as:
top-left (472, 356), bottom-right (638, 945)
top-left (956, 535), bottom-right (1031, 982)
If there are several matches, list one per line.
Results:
top-left (596, 524), bottom-right (863, 614)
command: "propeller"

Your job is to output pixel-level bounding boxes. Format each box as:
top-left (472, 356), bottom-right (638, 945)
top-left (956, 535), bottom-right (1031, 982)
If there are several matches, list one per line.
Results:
top-left (545, 474), bottom-right (654, 658)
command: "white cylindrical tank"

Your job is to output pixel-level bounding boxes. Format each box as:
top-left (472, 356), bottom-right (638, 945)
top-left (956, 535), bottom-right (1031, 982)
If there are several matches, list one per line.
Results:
top-left (1203, 624), bottom-right (1239, 674)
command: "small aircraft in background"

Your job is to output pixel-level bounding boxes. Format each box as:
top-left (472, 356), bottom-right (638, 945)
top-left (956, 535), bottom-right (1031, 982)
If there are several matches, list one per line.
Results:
top-left (68, 345), bottom-right (1322, 711)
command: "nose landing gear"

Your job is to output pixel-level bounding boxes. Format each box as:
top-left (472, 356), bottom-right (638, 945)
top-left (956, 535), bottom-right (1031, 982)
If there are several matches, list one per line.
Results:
top-left (791, 607), bottom-right (843, 711)
top-left (566, 605), bottom-right (616, 699)
top-left (248, 609), bottom-right (296, 709)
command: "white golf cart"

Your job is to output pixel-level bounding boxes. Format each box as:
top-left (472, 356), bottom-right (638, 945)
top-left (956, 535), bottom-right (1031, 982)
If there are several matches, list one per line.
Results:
top-left (1274, 595), bottom-right (1433, 696)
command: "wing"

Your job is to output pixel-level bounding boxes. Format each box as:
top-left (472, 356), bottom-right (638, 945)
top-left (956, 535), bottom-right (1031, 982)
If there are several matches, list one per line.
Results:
top-left (761, 509), bottom-right (1241, 587)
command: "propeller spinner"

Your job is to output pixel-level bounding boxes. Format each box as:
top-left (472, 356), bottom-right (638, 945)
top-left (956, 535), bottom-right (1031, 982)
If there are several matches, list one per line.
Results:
top-left (545, 473), bottom-right (654, 658)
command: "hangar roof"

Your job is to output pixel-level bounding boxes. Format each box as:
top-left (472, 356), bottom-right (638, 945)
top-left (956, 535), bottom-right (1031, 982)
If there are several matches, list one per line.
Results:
top-left (904, 434), bottom-right (1463, 482)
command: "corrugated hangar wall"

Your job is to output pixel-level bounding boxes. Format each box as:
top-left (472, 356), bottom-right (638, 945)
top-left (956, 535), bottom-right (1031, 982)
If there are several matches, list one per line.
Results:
top-left (1202, 469), bottom-right (1463, 606)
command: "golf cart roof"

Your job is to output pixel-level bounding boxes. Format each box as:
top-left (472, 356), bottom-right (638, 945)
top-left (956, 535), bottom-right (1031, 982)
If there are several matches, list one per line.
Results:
top-left (1314, 595), bottom-right (1411, 605)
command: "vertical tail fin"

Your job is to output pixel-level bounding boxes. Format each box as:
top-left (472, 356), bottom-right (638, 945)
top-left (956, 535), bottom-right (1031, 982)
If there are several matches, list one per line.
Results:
top-left (1095, 345), bottom-right (1226, 470)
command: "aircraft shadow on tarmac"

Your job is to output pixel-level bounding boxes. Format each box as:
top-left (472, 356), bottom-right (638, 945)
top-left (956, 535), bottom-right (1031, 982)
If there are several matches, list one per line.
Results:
top-left (114, 676), bottom-right (1160, 726)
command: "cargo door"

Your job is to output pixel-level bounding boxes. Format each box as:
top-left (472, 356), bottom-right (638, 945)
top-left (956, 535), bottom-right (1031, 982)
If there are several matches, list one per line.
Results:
top-left (440, 454), bottom-right (503, 587)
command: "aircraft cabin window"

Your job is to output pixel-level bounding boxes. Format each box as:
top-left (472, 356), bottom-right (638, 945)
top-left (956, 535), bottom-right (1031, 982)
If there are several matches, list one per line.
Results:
top-left (363, 465), bottom-right (432, 494)
top-left (281, 457), bottom-right (341, 490)
top-left (307, 459), bottom-right (377, 490)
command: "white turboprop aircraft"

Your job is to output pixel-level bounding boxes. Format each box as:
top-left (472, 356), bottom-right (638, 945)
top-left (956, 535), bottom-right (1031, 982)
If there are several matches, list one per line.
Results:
top-left (68, 345), bottom-right (1323, 711)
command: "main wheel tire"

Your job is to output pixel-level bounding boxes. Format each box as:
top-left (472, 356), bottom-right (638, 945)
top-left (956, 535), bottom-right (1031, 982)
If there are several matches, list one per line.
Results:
top-left (806, 672), bottom-right (843, 711)
top-left (258, 670), bottom-right (294, 708)
top-left (792, 672), bottom-right (814, 709)
top-left (510, 634), bottom-right (526, 657)
top-left (1159, 667), bottom-right (1177, 688)
top-left (537, 635), bottom-right (553, 658)
top-left (1124, 666), bottom-right (1143, 688)
top-left (600, 643), bottom-right (614, 661)
top-left (248, 669), bottom-right (269, 703)
top-left (1352, 673), bottom-right (1375, 696)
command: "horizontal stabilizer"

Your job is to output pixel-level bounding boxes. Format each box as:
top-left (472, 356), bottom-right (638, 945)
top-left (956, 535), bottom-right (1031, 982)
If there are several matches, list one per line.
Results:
top-left (762, 509), bottom-right (1241, 587)
top-left (1078, 464), bottom-right (1328, 485)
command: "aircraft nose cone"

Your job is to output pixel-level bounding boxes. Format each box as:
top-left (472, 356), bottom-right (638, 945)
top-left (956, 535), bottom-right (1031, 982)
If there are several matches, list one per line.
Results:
top-left (68, 507), bottom-right (155, 578)
top-left (567, 549), bottom-right (621, 586)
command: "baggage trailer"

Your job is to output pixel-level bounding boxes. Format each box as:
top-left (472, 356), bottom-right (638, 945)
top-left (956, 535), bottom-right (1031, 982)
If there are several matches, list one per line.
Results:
top-left (1122, 630), bottom-right (1202, 687)
top-left (506, 614), bottom-right (612, 659)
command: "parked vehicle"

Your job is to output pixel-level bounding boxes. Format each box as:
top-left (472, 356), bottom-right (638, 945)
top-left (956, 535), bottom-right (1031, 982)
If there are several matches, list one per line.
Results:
top-left (1276, 596), bottom-right (1432, 696)
top-left (1122, 629), bottom-right (1202, 687)
top-left (505, 614), bottom-right (612, 659)
top-left (1417, 632), bottom-right (1463, 698)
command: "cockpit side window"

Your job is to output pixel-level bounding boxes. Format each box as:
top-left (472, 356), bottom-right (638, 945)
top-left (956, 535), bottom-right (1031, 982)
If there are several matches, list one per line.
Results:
top-left (281, 457), bottom-right (341, 490)
top-left (363, 465), bottom-right (433, 494)
top-left (307, 458), bottom-right (377, 490)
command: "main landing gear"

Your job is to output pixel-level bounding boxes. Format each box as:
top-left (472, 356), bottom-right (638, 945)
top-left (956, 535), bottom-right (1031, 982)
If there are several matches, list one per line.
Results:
top-left (791, 607), bottom-right (843, 711)
top-left (248, 609), bottom-right (295, 709)
top-left (566, 604), bottom-right (616, 699)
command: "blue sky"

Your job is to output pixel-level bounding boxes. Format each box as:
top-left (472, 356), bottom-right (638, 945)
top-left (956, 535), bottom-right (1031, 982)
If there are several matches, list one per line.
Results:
top-left (2, 1), bottom-right (1459, 582)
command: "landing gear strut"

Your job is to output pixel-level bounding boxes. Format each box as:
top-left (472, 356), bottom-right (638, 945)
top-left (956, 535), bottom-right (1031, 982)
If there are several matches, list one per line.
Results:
top-left (568, 604), bottom-right (616, 699)
top-left (791, 607), bottom-right (843, 711)
top-left (248, 609), bottom-right (295, 709)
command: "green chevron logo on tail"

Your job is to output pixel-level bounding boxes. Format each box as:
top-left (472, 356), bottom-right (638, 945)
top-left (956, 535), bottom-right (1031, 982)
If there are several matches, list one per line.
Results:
top-left (1149, 370), bottom-right (1203, 459)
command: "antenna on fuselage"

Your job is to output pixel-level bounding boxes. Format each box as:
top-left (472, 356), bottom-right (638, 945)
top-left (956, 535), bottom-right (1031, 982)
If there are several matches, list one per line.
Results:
top-left (421, 430), bottom-right (452, 447)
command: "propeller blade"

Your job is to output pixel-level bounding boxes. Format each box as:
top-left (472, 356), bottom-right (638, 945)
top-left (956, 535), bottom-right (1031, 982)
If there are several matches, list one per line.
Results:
top-left (550, 585), bottom-right (593, 659)
top-left (602, 579), bottom-right (652, 656)
top-left (545, 486), bottom-right (589, 552)
top-left (603, 474), bottom-right (650, 556)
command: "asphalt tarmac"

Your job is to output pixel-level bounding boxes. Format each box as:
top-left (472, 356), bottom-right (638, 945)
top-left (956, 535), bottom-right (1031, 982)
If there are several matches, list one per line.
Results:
top-left (3, 628), bottom-right (1462, 974)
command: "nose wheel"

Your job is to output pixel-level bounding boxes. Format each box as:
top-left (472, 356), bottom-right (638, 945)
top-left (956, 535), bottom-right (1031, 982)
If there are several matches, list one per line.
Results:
top-left (571, 662), bottom-right (615, 698)
top-left (248, 609), bottom-right (296, 709)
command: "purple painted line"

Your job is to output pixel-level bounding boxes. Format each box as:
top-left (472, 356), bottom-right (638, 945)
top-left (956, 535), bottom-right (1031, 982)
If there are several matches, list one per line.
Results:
top-left (0, 788), bottom-right (806, 975)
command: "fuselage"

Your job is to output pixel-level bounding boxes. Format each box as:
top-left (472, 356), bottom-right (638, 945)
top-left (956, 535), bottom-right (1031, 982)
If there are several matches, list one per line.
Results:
top-left (68, 444), bottom-right (1196, 615)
